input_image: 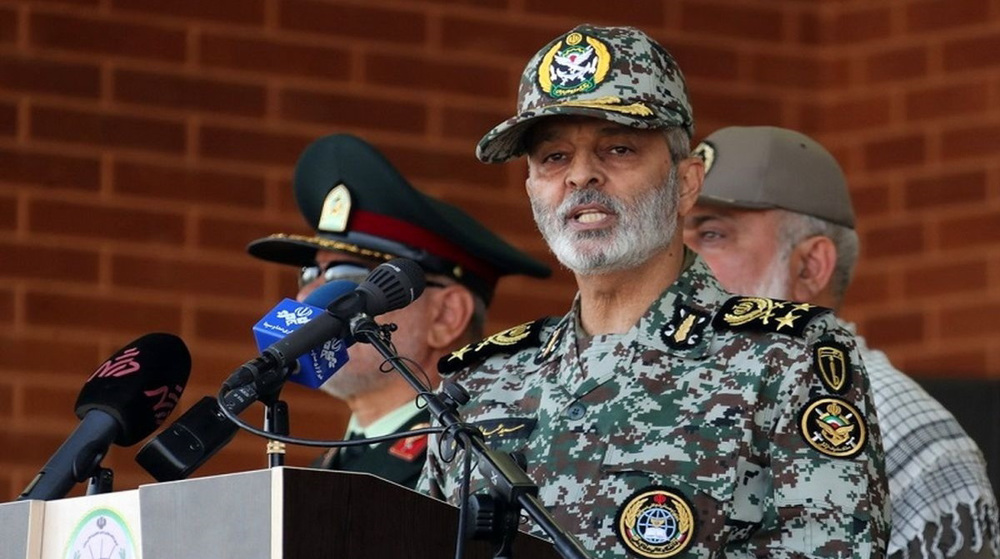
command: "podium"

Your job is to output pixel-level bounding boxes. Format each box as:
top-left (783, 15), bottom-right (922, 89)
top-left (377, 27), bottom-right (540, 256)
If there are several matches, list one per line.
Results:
top-left (1, 467), bottom-right (560, 559)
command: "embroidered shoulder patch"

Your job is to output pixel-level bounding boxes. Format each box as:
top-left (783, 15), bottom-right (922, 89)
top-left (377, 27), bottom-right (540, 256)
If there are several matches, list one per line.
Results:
top-left (712, 296), bottom-right (830, 338)
top-left (813, 341), bottom-right (852, 395)
top-left (798, 396), bottom-right (868, 459)
top-left (438, 319), bottom-right (546, 375)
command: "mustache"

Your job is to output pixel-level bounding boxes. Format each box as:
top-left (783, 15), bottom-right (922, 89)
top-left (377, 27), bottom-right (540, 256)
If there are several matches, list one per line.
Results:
top-left (554, 188), bottom-right (624, 221)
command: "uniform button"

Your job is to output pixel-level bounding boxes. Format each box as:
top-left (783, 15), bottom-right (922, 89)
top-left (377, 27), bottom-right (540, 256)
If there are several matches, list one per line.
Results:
top-left (566, 403), bottom-right (586, 420)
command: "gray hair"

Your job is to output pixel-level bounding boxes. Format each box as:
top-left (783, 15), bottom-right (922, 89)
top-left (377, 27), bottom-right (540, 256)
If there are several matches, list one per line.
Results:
top-left (776, 210), bottom-right (859, 308)
top-left (663, 127), bottom-right (691, 164)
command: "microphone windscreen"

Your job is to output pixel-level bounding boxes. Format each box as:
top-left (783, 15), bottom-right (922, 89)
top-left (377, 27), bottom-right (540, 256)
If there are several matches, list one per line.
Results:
top-left (303, 279), bottom-right (358, 308)
top-left (359, 258), bottom-right (425, 315)
top-left (75, 333), bottom-right (191, 446)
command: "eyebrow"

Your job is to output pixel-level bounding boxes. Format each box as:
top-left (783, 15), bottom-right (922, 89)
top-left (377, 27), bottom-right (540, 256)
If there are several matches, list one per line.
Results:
top-left (528, 122), bottom-right (645, 147)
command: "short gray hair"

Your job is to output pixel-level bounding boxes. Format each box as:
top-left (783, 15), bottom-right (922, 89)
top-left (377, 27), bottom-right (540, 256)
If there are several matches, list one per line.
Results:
top-left (776, 210), bottom-right (859, 308)
top-left (663, 127), bottom-right (691, 164)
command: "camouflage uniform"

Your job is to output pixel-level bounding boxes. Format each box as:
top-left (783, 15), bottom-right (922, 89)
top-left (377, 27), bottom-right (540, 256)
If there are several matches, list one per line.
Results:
top-left (420, 256), bottom-right (889, 559)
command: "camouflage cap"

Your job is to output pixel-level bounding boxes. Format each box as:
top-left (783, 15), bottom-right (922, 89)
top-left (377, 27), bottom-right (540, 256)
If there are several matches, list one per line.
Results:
top-left (695, 126), bottom-right (855, 229)
top-left (476, 24), bottom-right (694, 164)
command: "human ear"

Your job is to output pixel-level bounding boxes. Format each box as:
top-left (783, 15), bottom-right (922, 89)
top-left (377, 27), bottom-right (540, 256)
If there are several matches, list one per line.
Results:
top-left (426, 286), bottom-right (476, 350)
top-left (675, 157), bottom-right (705, 216)
top-left (790, 236), bottom-right (836, 303)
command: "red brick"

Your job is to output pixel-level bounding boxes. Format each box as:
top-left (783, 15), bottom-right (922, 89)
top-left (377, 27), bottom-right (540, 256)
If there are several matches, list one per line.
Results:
top-left (382, 145), bottom-right (507, 189)
top-left (0, 100), bottom-right (15, 137)
top-left (907, 0), bottom-right (991, 32)
top-left (799, 96), bottom-right (891, 133)
top-left (904, 170), bottom-right (988, 210)
top-left (752, 53), bottom-right (850, 89)
top-left (29, 12), bottom-right (186, 62)
top-left (193, 306), bottom-right (265, 344)
top-left (524, 0), bottom-right (666, 28)
top-left (0, 7), bottom-right (16, 45)
top-left (31, 106), bottom-right (186, 155)
top-left (866, 46), bottom-right (928, 83)
top-left (365, 53), bottom-right (509, 99)
top-left (863, 310), bottom-right (926, 347)
top-left (831, 6), bottom-right (892, 43)
top-left (199, 34), bottom-right (351, 81)
top-left (442, 105), bottom-right (510, 142)
top-left (903, 259), bottom-right (988, 298)
top-left (939, 210), bottom-right (1000, 249)
top-left (278, 89), bottom-right (427, 134)
top-left (199, 125), bottom-right (312, 167)
top-left (24, 290), bottom-right (182, 333)
top-left (943, 32), bottom-right (1000, 72)
top-left (197, 215), bottom-right (290, 254)
top-left (797, 10), bottom-right (823, 45)
top-left (111, 254), bottom-right (266, 299)
top-left (111, 0), bottom-right (265, 25)
top-left (0, 241), bottom-right (100, 283)
top-left (863, 222), bottom-right (925, 258)
top-left (941, 124), bottom-right (1000, 160)
top-left (666, 41), bottom-right (740, 81)
top-left (688, 88), bottom-right (784, 127)
top-left (863, 134), bottom-right (926, 171)
top-left (23, 383), bottom-right (80, 422)
top-left (851, 182), bottom-right (891, 218)
top-left (0, 194), bottom-right (15, 232)
top-left (0, 287), bottom-right (12, 321)
top-left (280, 0), bottom-right (426, 45)
top-left (0, 54), bottom-right (100, 98)
top-left (940, 301), bottom-right (1000, 338)
top-left (114, 161), bottom-right (265, 208)
top-left (905, 82), bottom-right (989, 121)
top-left (0, 335), bottom-right (101, 374)
top-left (440, 18), bottom-right (565, 60)
top-left (681, 0), bottom-right (785, 42)
top-left (29, 199), bottom-right (186, 246)
top-left (0, 431), bottom-right (72, 468)
top-left (0, 148), bottom-right (100, 191)
top-left (114, 69), bottom-right (266, 117)
top-left (0, 383), bottom-right (10, 419)
top-left (842, 270), bottom-right (891, 307)
top-left (903, 348), bottom-right (988, 376)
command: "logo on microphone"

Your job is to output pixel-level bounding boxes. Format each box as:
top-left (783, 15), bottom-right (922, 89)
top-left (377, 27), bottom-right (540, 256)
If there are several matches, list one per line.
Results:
top-left (87, 347), bottom-right (141, 382)
top-left (319, 339), bottom-right (346, 370)
top-left (144, 383), bottom-right (184, 424)
top-left (276, 306), bottom-right (314, 327)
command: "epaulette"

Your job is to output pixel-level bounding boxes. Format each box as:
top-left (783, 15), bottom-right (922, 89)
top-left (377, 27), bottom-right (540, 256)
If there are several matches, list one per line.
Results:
top-left (712, 296), bottom-right (831, 338)
top-left (438, 318), bottom-right (547, 375)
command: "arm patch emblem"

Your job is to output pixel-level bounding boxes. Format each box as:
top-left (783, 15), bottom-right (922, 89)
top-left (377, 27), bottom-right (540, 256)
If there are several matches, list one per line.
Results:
top-left (712, 296), bottom-right (830, 338)
top-left (813, 341), bottom-right (852, 395)
top-left (798, 396), bottom-right (868, 459)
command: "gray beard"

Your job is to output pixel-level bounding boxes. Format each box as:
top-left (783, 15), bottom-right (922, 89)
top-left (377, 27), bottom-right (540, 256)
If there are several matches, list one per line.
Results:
top-left (531, 167), bottom-right (680, 275)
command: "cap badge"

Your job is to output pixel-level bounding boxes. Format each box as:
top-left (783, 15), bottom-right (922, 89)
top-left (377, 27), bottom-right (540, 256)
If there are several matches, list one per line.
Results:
top-left (692, 140), bottom-right (715, 174)
top-left (616, 486), bottom-right (696, 558)
top-left (538, 32), bottom-right (611, 99)
top-left (798, 397), bottom-right (867, 459)
top-left (813, 342), bottom-right (852, 395)
top-left (318, 183), bottom-right (352, 233)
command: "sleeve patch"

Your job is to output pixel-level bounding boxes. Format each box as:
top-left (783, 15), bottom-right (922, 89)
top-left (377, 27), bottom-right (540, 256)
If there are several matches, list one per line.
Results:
top-left (813, 341), bottom-right (853, 395)
top-left (438, 318), bottom-right (545, 375)
top-left (712, 296), bottom-right (830, 338)
top-left (798, 396), bottom-right (868, 459)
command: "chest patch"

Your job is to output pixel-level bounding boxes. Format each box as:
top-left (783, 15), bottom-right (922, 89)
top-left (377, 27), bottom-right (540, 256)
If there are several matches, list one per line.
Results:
top-left (615, 486), bottom-right (697, 558)
top-left (473, 418), bottom-right (537, 446)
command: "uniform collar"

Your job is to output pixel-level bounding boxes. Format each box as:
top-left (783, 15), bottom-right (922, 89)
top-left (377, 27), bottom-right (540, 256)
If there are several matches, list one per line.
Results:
top-left (345, 399), bottom-right (423, 439)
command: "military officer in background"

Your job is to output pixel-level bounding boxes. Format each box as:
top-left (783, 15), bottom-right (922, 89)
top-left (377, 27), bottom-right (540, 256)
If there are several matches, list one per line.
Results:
top-left (248, 133), bottom-right (550, 488)
top-left (420, 24), bottom-right (889, 558)
top-left (684, 125), bottom-right (999, 559)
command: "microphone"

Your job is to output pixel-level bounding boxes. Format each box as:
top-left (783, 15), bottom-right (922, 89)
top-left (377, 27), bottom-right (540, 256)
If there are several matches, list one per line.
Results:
top-left (18, 333), bottom-right (191, 501)
top-left (220, 258), bottom-right (425, 413)
top-left (134, 280), bottom-right (363, 482)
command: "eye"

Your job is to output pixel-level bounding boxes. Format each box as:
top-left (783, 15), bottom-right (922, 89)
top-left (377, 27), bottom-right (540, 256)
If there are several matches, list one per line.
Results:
top-left (541, 151), bottom-right (566, 163)
top-left (608, 145), bottom-right (633, 156)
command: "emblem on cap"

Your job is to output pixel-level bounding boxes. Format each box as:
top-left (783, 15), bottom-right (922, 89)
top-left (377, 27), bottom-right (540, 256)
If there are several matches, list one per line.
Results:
top-left (692, 140), bottom-right (715, 174)
top-left (799, 397), bottom-right (867, 459)
top-left (813, 342), bottom-right (852, 395)
top-left (616, 486), bottom-right (695, 558)
top-left (538, 32), bottom-right (611, 98)
top-left (318, 183), bottom-right (352, 233)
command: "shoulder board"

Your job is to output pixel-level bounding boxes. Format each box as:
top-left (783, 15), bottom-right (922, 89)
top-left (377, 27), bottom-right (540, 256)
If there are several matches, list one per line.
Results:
top-left (712, 296), bottom-right (831, 338)
top-left (438, 318), bottom-right (547, 375)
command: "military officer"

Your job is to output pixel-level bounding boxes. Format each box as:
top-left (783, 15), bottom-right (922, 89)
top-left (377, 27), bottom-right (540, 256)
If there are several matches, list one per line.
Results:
top-left (419, 25), bottom-right (890, 558)
top-left (248, 133), bottom-right (550, 488)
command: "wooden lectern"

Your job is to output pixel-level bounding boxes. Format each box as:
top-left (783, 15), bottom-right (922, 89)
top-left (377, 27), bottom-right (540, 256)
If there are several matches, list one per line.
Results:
top-left (0, 467), bottom-right (560, 559)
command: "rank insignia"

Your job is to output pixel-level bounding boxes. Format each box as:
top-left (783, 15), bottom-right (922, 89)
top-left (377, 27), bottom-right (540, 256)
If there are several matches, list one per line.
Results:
top-left (438, 318), bottom-right (546, 375)
top-left (713, 296), bottom-right (830, 338)
top-left (535, 321), bottom-right (567, 365)
top-left (538, 31), bottom-right (612, 99)
top-left (388, 422), bottom-right (429, 462)
top-left (813, 342), bottom-right (852, 395)
top-left (616, 486), bottom-right (696, 558)
top-left (799, 397), bottom-right (867, 459)
top-left (474, 418), bottom-right (537, 446)
top-left (661, 305), bottom-right (710, 349)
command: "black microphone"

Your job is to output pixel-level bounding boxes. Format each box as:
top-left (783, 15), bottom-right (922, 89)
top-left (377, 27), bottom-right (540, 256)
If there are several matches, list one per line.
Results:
top-left (220, 258), bottom-right (425, 414)
top-left (18, 333), bottom-right (191, 501)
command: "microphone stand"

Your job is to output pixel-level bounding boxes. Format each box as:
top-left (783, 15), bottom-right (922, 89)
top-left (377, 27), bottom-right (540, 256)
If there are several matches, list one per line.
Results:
top-left (259, 382), bottom-right (289, 468)
top-left (86, 467), bottom-right (114, 495)
top-left (351, 316), bottom-right (591, 559)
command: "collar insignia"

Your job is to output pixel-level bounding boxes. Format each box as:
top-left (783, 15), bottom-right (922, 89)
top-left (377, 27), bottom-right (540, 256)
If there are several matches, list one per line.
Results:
top-left (388, 422), bottom-right (430, 462)
top-left (661, 305), bottom-right (710, 349)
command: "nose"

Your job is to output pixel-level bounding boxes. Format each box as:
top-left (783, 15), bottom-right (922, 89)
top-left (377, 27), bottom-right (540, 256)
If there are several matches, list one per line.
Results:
top-left (565, 151), bottom-right (604, 190)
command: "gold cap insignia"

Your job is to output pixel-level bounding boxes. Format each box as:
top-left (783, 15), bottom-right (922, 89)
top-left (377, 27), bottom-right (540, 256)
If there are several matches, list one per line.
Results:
top-left (537, 33), bottom-right (612, 99)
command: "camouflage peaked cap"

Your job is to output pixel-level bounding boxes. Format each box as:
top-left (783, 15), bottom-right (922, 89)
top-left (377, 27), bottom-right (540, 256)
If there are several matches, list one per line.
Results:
top-left (476, 24), bottom-right (694, 164)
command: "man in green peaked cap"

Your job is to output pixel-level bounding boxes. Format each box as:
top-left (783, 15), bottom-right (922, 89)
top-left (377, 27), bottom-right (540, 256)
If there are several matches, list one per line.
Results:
top-left (249, 133), bottom-right (550, 489)
top-left (421, 25), bottom-right (889, 558)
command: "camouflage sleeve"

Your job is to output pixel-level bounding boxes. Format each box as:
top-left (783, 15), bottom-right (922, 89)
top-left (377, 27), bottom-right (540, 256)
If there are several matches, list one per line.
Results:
top-left (732, 318), bottom-right (890, 558)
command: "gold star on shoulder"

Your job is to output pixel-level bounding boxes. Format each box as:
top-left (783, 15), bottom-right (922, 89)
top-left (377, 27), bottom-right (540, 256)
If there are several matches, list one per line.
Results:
top-left (776, 312), bottom-right (799, 330)
top-left (792, 303), bottom-right (814, 312)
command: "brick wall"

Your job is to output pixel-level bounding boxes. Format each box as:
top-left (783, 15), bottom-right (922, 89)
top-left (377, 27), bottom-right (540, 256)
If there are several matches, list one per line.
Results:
top-left (0, 0), bottom-right (997, 501)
